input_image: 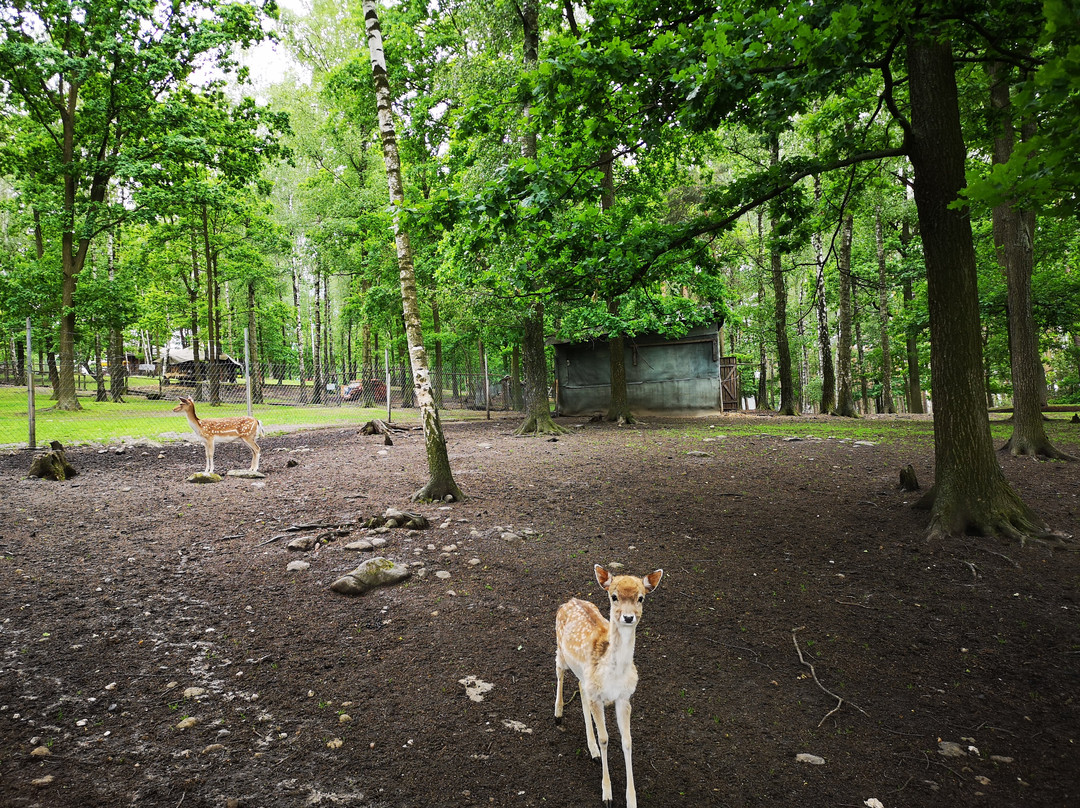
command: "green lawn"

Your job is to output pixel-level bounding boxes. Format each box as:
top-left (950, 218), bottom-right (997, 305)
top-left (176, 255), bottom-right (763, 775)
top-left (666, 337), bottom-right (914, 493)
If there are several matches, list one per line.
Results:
top-left (0, 385), bottom-right (425, 447)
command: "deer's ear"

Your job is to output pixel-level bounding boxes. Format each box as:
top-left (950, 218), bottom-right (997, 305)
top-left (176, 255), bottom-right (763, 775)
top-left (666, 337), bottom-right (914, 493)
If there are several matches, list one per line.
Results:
top-left (594, 564), bottom-right (611, 590)
top-left (643, 569), bottom-right (663, 593)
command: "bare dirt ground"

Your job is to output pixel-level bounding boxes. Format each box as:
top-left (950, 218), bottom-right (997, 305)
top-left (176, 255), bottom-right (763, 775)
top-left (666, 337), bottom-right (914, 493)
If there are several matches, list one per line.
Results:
top-left (1, 414), bottom-right (1078, 808)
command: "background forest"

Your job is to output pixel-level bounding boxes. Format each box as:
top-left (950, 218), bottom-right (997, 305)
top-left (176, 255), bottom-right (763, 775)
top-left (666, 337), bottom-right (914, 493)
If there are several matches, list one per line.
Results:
top-left (1, 2), bottom-right (1079, 517)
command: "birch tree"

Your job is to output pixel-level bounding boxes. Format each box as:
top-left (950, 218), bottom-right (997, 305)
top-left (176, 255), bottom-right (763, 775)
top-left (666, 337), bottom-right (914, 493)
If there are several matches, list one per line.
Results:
top-left (362, 0), bottom-right (464, 502)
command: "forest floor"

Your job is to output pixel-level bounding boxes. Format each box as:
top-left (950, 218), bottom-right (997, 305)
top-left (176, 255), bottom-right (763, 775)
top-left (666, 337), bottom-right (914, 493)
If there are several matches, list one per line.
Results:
top-left (0, 413), bottom-right (1078, 808)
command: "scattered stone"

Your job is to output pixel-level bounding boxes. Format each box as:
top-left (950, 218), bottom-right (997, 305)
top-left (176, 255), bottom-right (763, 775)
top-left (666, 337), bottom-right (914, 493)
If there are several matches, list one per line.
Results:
top-left (186, 472), bottom-right (222, 484)
top-left (104, 682), bottom-right (117, 691)
top-left (502, 719), bottom-right (533, 734)
top-left (30, 745), bottom-right (51, 757)
top-left (864, 800), bottom-right (885, 808)
top-left (330, 557), bottom-right (411, 596)
top-left (345, 539), bottom-right (374, 552)
top-left (202, 744), bottom-right (226, 754)
top-left (31, 775), bottom-right (54, 787)
top-left (795, 753), bottom-right (825, 765)
top-left (370, 537), bottom-right (388, 548)
top-left (435, 571), bottom-right (451, 580)
top-left (501, 532), bottom-right (520, 541)
top-left (327, 738), bottom-right (343, 749)
top-left (468, 558), bottom-right (481, 566)
top-left (287, 536), bottom-right (317, 551)
top-left (783, 436), bottom-right (803, 442)
top-left (459, 676), bottom-right (494, 702)
top-left (226, 470), bottom-right (266, 479)
top-left (176, 717), bottom-right (198, 730)
top-left (286, 560), bottom-right (311, 573)
top-left (937, 741), bottom-right (966, 758)
top-left (183, 687), bottom-right (206, 698)
top-left (975, 776), bottom-right (991, 786)
top-left (607, 562), bottom-right (626, 571)
top-left (686, 450), bottom-right (712, 457)
top-left (442, 544), bottom-right (458, 552)
top-left (990, 755), bottom-right (1014, 764)
top-left (854, 440), bottom-right (876, 447)
top-left (339, 714), bottom-right (352, 723)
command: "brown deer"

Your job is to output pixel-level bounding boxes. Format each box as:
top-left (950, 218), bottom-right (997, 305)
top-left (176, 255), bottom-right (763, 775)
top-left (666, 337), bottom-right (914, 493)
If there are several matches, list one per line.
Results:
top-left (555, 564), bottom-right (663, 808)
top-left (172, 397), bottom-right (263, 474)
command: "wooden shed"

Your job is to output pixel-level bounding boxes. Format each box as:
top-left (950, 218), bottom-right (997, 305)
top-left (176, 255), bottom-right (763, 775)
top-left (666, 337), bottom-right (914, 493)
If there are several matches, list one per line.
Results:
top-left (158, 347), bottom-right (242, 384)
top-left (552, 324), bottom-right (739, 415)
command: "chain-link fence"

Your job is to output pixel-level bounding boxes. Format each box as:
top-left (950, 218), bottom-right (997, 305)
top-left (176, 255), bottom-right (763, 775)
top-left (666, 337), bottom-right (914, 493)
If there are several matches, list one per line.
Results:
top-left (0, 350), bottom-right (522, 449)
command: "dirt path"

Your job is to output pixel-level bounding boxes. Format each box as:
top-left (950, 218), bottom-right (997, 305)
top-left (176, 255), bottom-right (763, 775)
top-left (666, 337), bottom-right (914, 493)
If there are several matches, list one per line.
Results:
top-left (1, 416), bottom-right (1077, 807)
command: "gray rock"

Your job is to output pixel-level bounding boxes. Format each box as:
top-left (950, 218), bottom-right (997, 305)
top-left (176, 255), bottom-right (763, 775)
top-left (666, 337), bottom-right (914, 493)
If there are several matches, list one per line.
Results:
top-left (286, 560), bottom-right (311, 572)
top-left (795, 753), bottom-right (825, 765)
top-left (938, 741), bottom-right (967, 758)
top-left (287, 536), bottom-right (317, 551)
top-left (226, 470), bottom-right (266, 479)
top-left (686, 450), bottom-right (712, 457)
top-left (345, 539), bottom-right (374, 551)
top-left (330, 557), bottom-right (411, 595)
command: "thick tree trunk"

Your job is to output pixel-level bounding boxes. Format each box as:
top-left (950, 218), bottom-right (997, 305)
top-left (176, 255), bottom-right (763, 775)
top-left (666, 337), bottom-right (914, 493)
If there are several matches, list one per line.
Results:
top-left (906, 37), bottom-right (1050, 540)
top-left (364, 0), bottom-right (464, 502)
top-left (517, 301), bottom-right (568, 435)
top-left (514, 0), bottom-right (563, 436)
top-left (834, 213), bottom-right (858, 416)
top-left (875, 206), bottom-right (896, 413)
top-left (989, 63), bottom-right (1073, 460)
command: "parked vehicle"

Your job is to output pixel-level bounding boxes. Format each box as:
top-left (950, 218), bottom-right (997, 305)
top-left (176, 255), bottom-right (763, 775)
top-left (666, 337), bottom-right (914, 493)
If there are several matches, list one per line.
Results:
top-left (342, 378), bottom-right (387, 402)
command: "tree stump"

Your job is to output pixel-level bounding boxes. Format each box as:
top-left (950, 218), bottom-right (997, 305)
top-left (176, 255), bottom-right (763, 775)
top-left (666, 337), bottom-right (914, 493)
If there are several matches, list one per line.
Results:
top-left (29, 441), bottom-right (77, 481)
top-left (359, 419), bottom-right (404, 436)
top-left (898, 464), bottom-right (920, 492)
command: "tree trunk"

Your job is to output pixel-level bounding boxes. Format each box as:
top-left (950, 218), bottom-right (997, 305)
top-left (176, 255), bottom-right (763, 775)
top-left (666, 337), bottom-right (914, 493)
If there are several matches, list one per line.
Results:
top-left (431, 297), bottom-right (443, 406)
top-left (853, 280), bottom-right (870, 413)
top-left (515, 0), bottom-right (565, 436)
top-left (291, 250), bottom-right (308, 402)
top-left (834, 213), bottom-right (857, 416)
top-left (906, 36), bottom-right (1050, 540)
top-left (517, 301), bottom-right (568, 435)
top-left (312, 263), bottom-right (323, 404)
top-left (769, 136), bottom-right (796, 415)
top-left (813, 177), bottom-right (836, 414)
top-left (989, 63), bottom-right (1073, 460)
top-left (248, 281), bottom-right (264, 404)
top-left (875, 205), bottom-right (896, 413)
top-left (364, 0), bottom-right (464, 502)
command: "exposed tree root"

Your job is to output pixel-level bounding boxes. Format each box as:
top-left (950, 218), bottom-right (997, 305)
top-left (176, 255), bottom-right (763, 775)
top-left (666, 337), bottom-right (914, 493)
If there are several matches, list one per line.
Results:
top-left (411, 478), bottom-right (467, 504)
top-left (515, 413), bottom-right (569, 437)
top-left (922, 488), bottom-right (1075, 549)
top-left (999, 437), bottom-right (1077, 461)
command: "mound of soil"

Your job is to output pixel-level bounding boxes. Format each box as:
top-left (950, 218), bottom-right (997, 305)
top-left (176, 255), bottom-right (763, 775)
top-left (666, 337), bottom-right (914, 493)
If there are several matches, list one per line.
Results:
top-left (0, 415), bottom-right (1077, 808)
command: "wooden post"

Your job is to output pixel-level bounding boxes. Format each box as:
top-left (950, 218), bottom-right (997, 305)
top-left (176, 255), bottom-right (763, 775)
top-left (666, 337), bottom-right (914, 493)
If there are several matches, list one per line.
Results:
top-left (385, 346), bottom-right (391, 423)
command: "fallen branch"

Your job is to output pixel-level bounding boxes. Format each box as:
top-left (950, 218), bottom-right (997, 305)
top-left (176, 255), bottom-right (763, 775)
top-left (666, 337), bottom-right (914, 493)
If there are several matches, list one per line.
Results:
top-left (791, 625), bottom-right (869, 727)
top-left (255, 534), bottom-right (288, 547)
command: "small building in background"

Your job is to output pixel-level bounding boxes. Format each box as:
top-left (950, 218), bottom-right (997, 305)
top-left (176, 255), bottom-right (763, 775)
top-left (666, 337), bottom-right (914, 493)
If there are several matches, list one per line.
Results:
top-left (157, 348), bottom-right (242, 384)
top-left (552, 323), bottom-right (739, 416)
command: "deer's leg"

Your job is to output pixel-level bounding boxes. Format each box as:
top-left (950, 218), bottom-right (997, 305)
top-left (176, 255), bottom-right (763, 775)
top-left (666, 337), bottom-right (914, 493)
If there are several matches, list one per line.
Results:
top-left (554, 650), bottom-right (566, 724)
top-left (204, 438), bottom-right (215, 474)
top-left (243, 436), bottom-right (261, 472)
top-left (616, 698), bottom-right (636, 808)
top-left (590, 697), bottom-right (612, 806)
top-left (580, 684), bottom-right (600, 759)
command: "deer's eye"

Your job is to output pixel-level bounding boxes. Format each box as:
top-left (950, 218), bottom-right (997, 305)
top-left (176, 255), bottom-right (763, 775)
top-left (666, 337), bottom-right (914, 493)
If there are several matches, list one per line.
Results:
top-left (611, 594), bottom-right (618, 602)
top-left (638, 596), bottom-right (644, 603)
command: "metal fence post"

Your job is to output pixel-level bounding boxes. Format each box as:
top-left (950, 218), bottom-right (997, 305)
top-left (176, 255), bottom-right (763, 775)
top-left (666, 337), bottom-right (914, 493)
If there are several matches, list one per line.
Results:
top-left (384, 347), bottom-right (391, 423)
top-left (26, 318), bottom-right (35, 449)
top-left (243, 327), bottom-right (253, 417)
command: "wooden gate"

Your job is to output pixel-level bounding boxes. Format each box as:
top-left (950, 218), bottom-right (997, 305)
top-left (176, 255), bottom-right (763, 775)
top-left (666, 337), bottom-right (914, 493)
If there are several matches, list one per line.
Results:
top-left (718, 356), bottom-right (739, 411)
